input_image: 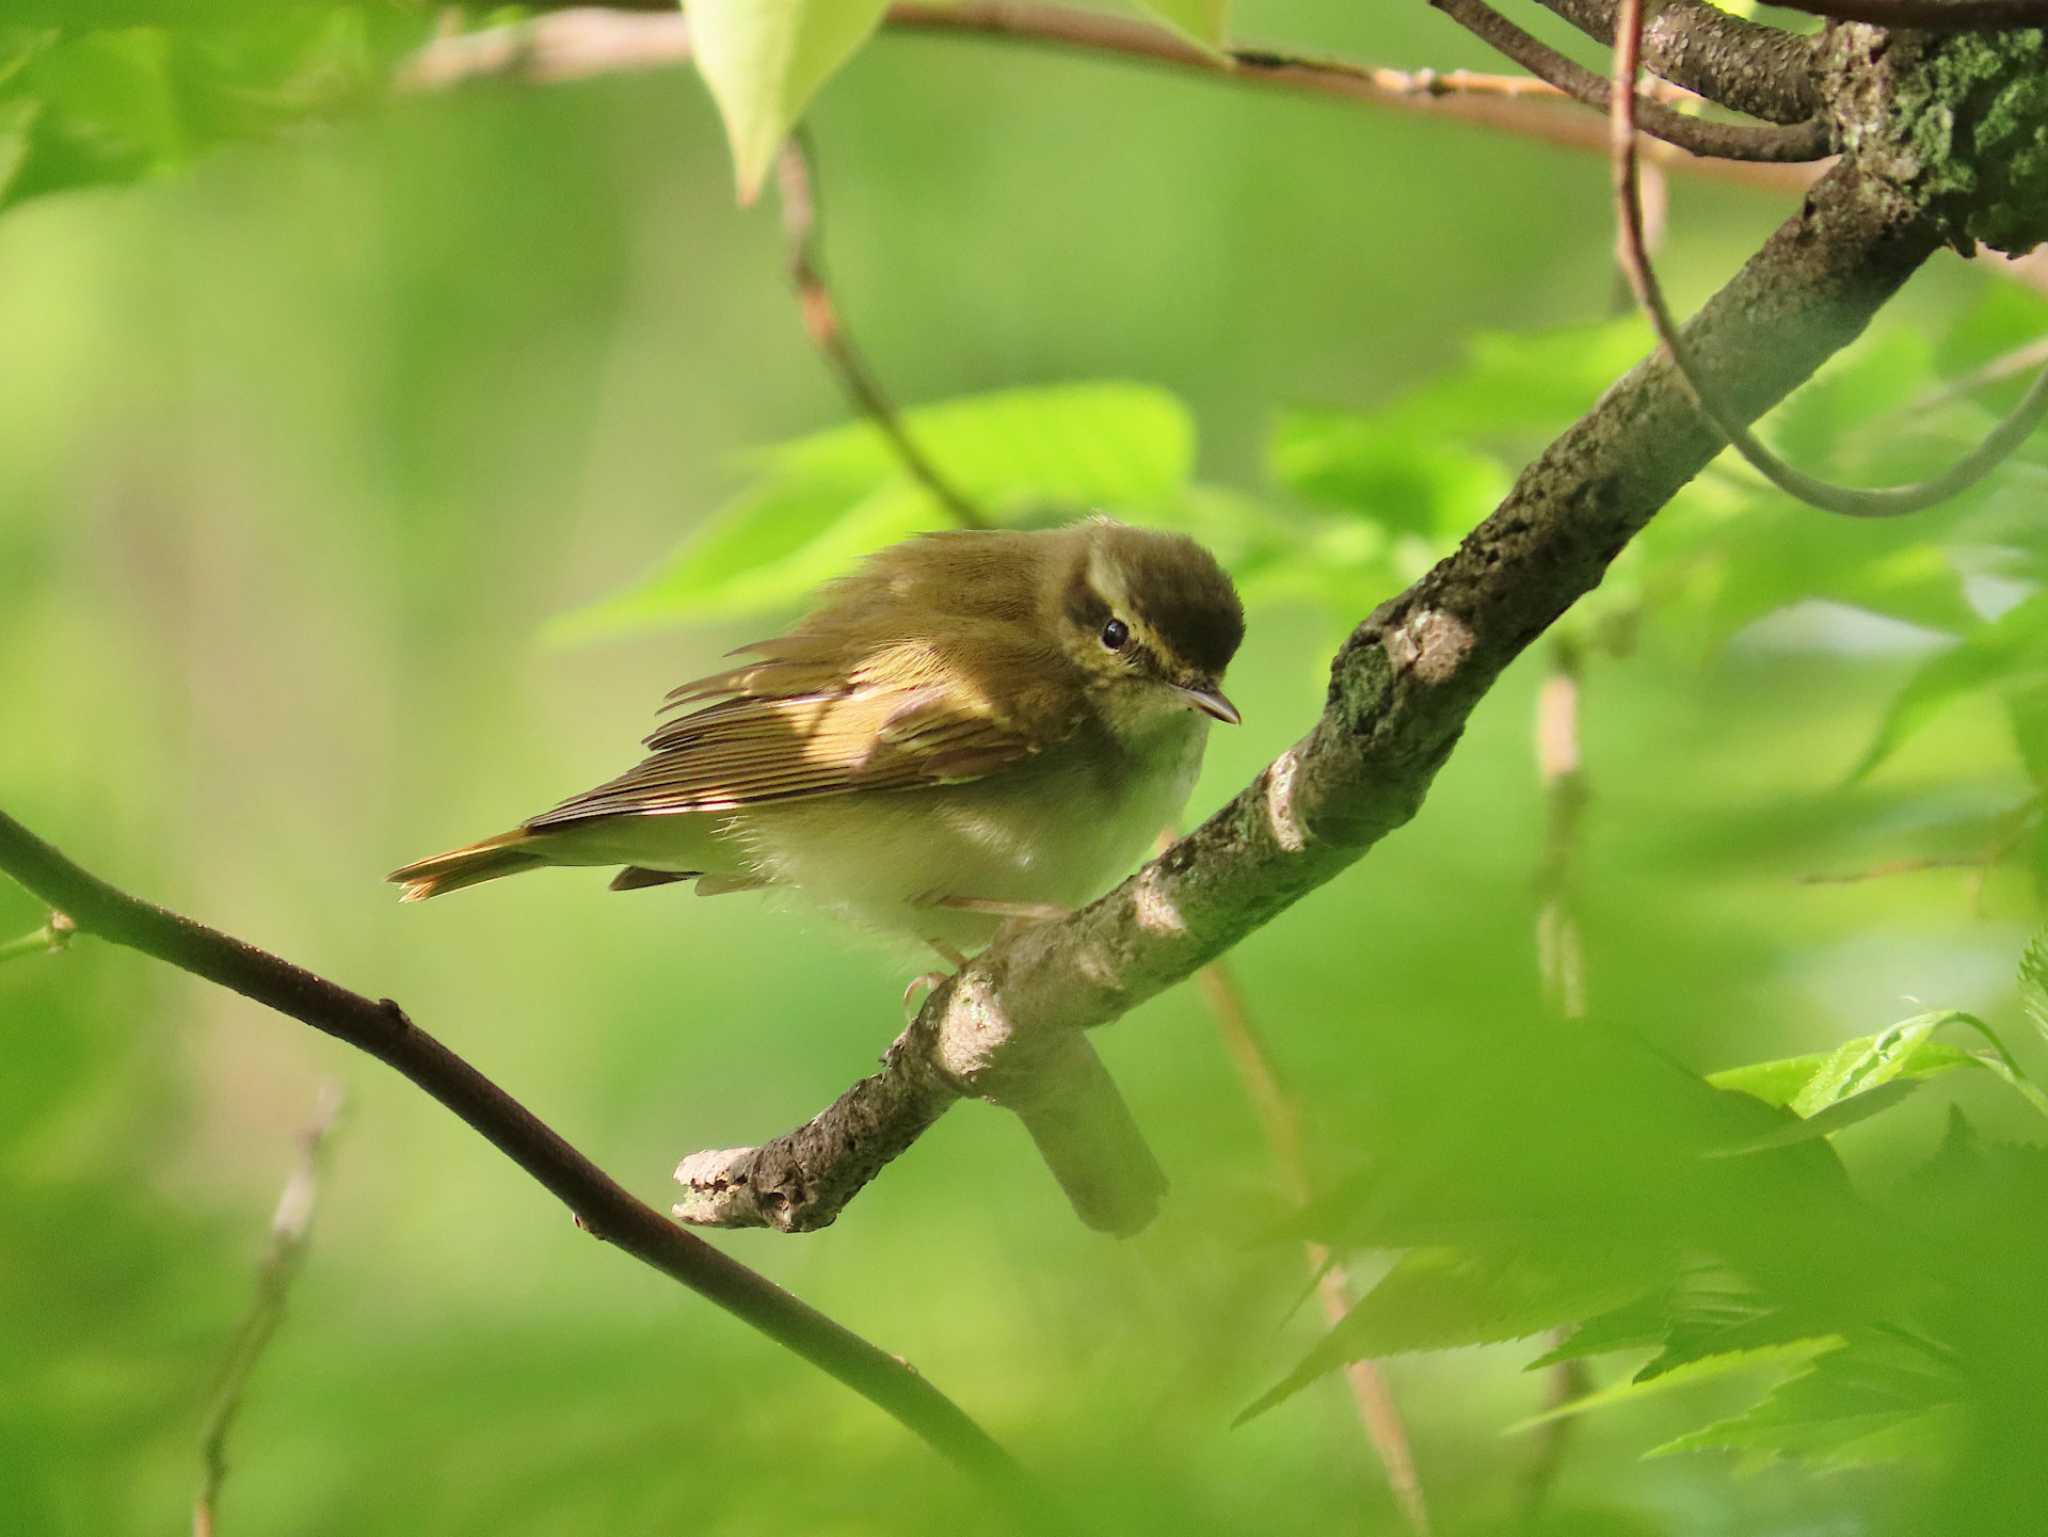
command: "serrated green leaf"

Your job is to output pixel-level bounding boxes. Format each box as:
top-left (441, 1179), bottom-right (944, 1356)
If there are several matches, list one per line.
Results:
top-left (2021, 928), bottom-right (2048, 1043)
top-left (551, 382), bottom-right (1197, 641)
top-left (1132, 0), bottom-right (1230, 50)
top-left (1510, 1339), bottom-right (1840, 1433)
top-left (1650, 1332), bottom-right (1961, 1471)
top-left (1852, 589), bottom-right (2048, 780)
top-left (1238, 1243), bottom-right (1660, 1425)
top-left (686, 0), bottom-right (888, 203)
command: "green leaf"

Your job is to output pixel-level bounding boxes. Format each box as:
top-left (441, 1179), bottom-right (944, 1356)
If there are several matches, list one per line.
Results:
top-left (1268, 406), bottom-right (1510, 542)
top-left (1511, 1339), bottom-right (1840, 1433)
top-left (551, 382), bottom-right (1197, 641)
top-left (1852, 589), bottom-right (2048, 781)
top-left (686, 0), bottom-right (888, 203)
top-left (1651, 1331), bottom-right (1961, 1471)
top-left (1132, 0), bottom-right (1230, 50)
top-left (2021, 927), bottom-right (2048, 1043)
top-left (1710, 1010), bottom-right (2048, 1135)
top-left (1237, 1242), bottom-right (1660, 1425)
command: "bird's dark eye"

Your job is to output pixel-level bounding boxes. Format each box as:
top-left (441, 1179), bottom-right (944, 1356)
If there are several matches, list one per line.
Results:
top-left (1100, 618), bottom-right (1130, 651)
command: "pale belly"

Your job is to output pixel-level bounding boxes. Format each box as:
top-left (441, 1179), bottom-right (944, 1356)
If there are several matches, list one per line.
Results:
top-left (551, 713), bottom-right (1213, 953)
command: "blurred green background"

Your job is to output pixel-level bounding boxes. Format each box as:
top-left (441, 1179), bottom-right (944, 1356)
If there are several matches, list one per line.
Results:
top-left (6, 3), bottom-right (2048, 1535)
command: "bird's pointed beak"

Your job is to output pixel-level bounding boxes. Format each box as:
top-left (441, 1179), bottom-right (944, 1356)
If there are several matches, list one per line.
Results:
top-left (1178, 682), bottom-right (1242, 726)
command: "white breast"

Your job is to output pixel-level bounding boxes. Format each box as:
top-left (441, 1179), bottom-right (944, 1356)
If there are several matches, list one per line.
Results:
top-left (733, 712), bottom-right (1212, 954)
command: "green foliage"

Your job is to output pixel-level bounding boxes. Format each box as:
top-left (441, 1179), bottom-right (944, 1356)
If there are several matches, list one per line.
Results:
top-left (1251, 969), bottom-right (2048, 1479)
top-left (0, 7), bottom-right (432, 212)
top-left (548, 381), bottom-right (1204, 640)
top-left (685, 0), bottom-right (890, 203)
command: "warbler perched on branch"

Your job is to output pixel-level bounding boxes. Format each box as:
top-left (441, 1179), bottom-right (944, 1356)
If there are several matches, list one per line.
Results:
top-left (389, 518), bottom-right (1244, 960)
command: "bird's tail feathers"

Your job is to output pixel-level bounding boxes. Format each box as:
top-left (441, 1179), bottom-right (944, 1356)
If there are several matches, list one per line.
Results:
top-left (387, 829), bottom-right (545, 902)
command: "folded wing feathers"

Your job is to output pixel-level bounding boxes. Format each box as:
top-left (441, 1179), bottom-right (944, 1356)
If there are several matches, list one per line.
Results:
top-left (527, 639), bottom-right (1040, 829)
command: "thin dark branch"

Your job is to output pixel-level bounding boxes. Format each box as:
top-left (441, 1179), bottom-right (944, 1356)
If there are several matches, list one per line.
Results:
top-left (1767, 0), bottom-right (2048, 25)
top-left (0, 908), bottom-right (73, 963)
top-left (194, 1082), bottom-right (345, 1537)
top-left (777, 136), bottom-right (989, 529)
top-left (1534, 0), bottom-right (1819, 124)
top-left (408, 4), bottom-right (1825, 193)
top-left (0, 811), bottom-right (1030, 1498)
top-left (1430, 0), bottom-right (1830, 161)
top-left (1609, 0), bottom-right (2048, 517)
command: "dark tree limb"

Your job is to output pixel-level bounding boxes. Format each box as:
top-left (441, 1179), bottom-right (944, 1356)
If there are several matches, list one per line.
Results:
top-left (1534, 0), bottom-right (1820, 124)
top-left (672, 157), bottom-right (1943, 1235)
top-left (1429, 0), bottom-right (1830, 160)
top-left (0, 812), bottom-right (1027, 1497)
top-left (1608, 2), bottom-right (2048, 516)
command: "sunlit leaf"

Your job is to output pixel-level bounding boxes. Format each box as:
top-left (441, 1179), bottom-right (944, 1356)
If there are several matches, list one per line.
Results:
top-left (1238, 1242), bottom-right (1661, 1424)
top-left (1651, 1331), bottom-right (1963, 1470)
top-left (1852, 590), bottom-right (2048, 780)
top-left (686, 0), bottom-right (888, 203)
top-left (550, 382), bottom-right (1197, 640)
top-left (1268, 405), bottom-right (1510, 541)
top-left (1511, 1340), bottom-right (1841, 1432)
top-left (2021, 927), bottom-right (2048, 1043)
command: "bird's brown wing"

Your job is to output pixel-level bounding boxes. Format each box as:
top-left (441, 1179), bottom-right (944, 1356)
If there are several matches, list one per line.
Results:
top-left (525, 635), bottom-right (1068, 829)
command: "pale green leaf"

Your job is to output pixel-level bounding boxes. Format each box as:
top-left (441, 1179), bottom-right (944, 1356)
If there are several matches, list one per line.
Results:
top-left (1509, 1339), bottom-right (1841, 1433)
top-left (1851, 589), bottom-right (2048, 780)
top-left (2021, 927), bottom-right (2048, 1043)
top-left (1650, 1332), bottom-right (1961, 1471)
top-left (1238, 1243), bottom-right (1660, 1425)
top-left (1268, 406), bottom-right (1510, 541)
top-left (687, 0), bottom-right (889, 203)
top-left (550, 382), bottom-right (1196, 640)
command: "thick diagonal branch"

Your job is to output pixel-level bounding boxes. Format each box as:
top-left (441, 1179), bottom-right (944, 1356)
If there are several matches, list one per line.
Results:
top-left (672, 160), bottom-right (1939, 1235)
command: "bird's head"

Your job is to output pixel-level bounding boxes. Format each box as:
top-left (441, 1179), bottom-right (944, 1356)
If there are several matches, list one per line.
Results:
top-left (1053, 518), bottom-right (1245, 731)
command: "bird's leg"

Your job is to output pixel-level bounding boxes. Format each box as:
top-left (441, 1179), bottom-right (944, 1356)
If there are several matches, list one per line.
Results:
top-left (919, 895), bottom-right (1073, 923)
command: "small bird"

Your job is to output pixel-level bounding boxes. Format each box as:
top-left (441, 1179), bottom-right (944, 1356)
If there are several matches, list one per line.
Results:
top-left (388, 518), bottom-right (1244, 961)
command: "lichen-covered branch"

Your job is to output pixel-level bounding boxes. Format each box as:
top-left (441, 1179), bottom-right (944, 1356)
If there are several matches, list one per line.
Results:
top-left (672, 158), bottom-right (1942, 1235)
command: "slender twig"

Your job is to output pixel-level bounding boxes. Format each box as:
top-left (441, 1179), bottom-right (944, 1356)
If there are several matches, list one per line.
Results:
top-left (194, 1082), bottom-right (345, 1537)
top-left (0, 811), bottom-right (1028, 1497)
top-left (1524, 643), bottom-right (1593, 1512)
top-left (1197, 961), bottom-right (1432, 1536)
top-left (1609, 0), bottom-right (2048, 518)
top-left (1429, 0), bottom-right (1830, 162)
top-left (423, 4), bottom-right (1825, 192)
top-left (1902, 336), bottom-right (2048, 419)
top-left (1799, 796), bottom-right (2041, 915)
top-left (1156, 831), bottom-right (1428, 1533)
top-left (0, 909), bottom-right (73, 964)
top-left (1533, 644), bottom-right (1589, 1023)
top-left (1766, 0), bottom-right (2048, 25)
top-left (777, 136), bottom-right (988, 529)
